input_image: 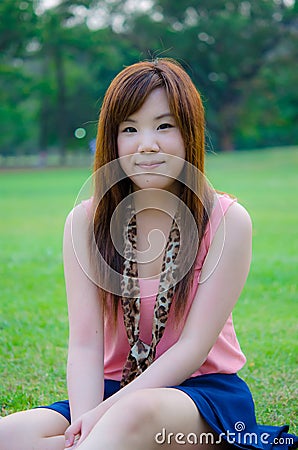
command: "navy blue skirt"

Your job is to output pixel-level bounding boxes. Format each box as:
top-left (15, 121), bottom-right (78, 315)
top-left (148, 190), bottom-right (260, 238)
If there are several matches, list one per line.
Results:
top-left (42, 373), bottom-right (297, 450)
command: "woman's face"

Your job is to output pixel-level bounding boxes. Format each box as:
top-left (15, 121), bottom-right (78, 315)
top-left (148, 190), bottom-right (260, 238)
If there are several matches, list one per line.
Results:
top-left (117, 88), bottom-right (186, 194)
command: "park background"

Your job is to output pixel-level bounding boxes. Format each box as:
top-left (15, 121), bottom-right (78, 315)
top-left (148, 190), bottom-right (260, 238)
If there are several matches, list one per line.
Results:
top-left (0, 0), bottom-right (297, 435)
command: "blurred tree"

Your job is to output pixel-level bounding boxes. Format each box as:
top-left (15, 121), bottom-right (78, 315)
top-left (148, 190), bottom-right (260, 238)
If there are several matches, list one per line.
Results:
top-left (0, 0), bottom-right (37, 56)
top-left (0, 1), bottom-right (38, 156)
top-left (1, 0), bottom-right (297, 160)
top-left (119, 0), bottom-right (297, 151)
top-left (36, 2), bottom-right (89, 163)
top-left (236, 0), bottom-right (298, 148)
top-left (30, 0), bottom-right (140, 163)
top-left (0, 65), bottom-right (38, 156)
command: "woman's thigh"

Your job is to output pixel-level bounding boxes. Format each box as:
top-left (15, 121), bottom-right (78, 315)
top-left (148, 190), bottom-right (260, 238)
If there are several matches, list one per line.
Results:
top-left (147, 388), bottom-right (223, 449)
top-left (0, 408), bottom-right (69, 450)
top-left (79, 387), bottom-right (227, 450)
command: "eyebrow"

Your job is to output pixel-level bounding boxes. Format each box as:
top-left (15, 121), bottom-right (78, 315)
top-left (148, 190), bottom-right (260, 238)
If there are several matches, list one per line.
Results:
top-left (123, 113), bottom-right (174, 123)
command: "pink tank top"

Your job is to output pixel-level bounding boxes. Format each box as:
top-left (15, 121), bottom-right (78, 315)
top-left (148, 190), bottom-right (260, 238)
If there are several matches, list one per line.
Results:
top-left (81, 194), bottom-right (246, 380)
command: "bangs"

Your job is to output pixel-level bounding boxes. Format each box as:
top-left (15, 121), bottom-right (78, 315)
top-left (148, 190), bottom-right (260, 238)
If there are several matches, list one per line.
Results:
top-left (111, 68), bottom-right (165, 124)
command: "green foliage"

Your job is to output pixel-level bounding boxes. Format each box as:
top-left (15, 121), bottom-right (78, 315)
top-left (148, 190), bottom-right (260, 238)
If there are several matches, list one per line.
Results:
top-left (0, 0), bottom-right (37, 56)
top-left (123, 0), bottom-right (298, 150)
top-left (236, 18), bottom-right (298, 148)
top-left (0, 0), bottom-right (297, 158)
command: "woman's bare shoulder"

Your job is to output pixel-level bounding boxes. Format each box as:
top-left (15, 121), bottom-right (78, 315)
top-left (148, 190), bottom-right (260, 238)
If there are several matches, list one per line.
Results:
top-left (65, 198), bottom-right (93, 228)
top-left (225, 201), bottom-right (252, 235)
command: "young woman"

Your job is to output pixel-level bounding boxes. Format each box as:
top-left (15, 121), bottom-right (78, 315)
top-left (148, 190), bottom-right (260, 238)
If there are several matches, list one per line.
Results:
top-left (0, 59), bottom-right (296, 450)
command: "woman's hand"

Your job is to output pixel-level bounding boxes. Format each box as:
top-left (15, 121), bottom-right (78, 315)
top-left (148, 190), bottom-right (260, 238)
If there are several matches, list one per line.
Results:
top-left (64, 405), bottom-right (104, 448)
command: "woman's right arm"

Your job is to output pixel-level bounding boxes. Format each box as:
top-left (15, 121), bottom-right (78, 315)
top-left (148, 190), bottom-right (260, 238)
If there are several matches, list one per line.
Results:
top-left (63, 204), bottom-right (104, 422)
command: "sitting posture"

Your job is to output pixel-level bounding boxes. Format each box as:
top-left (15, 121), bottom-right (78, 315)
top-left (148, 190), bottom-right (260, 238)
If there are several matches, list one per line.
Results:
top-left (0, 58), bottom-right (297, 450)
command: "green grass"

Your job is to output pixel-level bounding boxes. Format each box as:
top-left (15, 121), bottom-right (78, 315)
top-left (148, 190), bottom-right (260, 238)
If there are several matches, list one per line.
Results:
top-left (206, 147), bottom-right (298, 432)
top-left (0, 168), bottom-right (90, 413)
top-left (0, 148), bottom-right (297, 433)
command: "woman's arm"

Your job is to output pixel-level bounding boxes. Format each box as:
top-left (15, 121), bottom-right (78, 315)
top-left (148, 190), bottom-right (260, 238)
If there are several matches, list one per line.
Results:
top-left (63, 204), bottom-right (104, 422)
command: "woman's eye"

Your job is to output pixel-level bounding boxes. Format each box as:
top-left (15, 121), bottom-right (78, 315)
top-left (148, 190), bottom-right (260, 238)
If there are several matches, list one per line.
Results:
top-left (157, 123), bottom-right (174, 130)
top-left (122, 126), bottom-right (137, 133)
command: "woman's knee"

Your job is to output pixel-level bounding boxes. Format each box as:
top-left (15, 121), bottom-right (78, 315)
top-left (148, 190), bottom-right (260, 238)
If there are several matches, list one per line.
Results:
top-left (105, 389), bottom-right (161, 436)
top-left (88, 389), bottom-right (162, 448)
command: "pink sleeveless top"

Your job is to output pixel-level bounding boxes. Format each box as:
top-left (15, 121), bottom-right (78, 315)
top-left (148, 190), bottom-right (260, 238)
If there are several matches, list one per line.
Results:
top-left (81, 194), bottom-right (246, 380)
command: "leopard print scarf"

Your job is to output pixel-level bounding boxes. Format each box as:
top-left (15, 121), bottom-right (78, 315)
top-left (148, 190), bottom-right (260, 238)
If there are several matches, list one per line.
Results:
top-left (120, 204), bottom-right (180, 387)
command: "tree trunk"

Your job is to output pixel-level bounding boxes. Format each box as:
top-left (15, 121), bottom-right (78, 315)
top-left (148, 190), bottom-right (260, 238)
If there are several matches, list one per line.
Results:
top-left (53, 46), bottom-right (67, 165)
top-left (218, 102), bottom-right (238, 152)
top-left (219, 129), bottom-right (235, 152)
top-left (38, 56), bottom-right (51, 166)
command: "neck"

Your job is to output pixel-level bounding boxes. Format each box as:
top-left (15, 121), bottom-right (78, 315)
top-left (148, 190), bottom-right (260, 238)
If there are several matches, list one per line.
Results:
top-left (133, 188), bottom-right (179, 218)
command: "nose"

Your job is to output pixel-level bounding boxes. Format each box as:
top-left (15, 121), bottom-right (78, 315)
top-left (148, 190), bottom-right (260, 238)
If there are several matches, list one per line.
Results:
top-left (137, 134), bottom-right (160, 153)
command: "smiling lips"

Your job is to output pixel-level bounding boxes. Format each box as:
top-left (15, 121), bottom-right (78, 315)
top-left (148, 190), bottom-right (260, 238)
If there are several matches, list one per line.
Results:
top-left (136, 160), bottom-right (165, 169)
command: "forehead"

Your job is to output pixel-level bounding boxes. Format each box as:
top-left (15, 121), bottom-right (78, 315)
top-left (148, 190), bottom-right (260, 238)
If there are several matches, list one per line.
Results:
top-left (128, 88), bottom-right (170, 117)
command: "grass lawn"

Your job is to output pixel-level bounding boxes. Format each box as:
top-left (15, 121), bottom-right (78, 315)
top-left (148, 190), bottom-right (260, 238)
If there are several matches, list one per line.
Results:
top-left (0, 147), bottom-right (297, 433)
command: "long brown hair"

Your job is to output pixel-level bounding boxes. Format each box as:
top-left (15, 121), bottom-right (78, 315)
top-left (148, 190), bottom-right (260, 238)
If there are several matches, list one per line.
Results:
top-left (90, 58), bottom-right (214, 324)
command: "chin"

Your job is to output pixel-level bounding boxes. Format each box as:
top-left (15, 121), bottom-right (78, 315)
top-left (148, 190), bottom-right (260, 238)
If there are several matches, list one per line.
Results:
top-left (131, 175), bottom-right (180, 193)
